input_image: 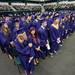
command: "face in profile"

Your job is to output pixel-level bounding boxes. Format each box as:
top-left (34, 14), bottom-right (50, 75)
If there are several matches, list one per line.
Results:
top-left (15, 22), bottom-right (20, 29)
top-left (42, 21), bottom-right (47, 27)
top-left (54, 19), bottom-right (60, 25)
top-left (27, 16), bottom-right (32, 21)
top-left (2, 23), bottom-right (9, 33)
top-left (30, 29), bottom-right (36, 35)
top-left (5, 16), bottom-right (10, 21)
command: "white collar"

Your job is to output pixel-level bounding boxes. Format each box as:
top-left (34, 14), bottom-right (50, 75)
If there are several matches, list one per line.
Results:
top-left (35, 19), bottom-right (38, 22)
top-left (41, 26), bottom-right (45, 29)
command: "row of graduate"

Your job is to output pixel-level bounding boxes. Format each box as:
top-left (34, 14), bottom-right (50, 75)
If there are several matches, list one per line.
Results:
top-left (0, 11), bottom-right (75, 75)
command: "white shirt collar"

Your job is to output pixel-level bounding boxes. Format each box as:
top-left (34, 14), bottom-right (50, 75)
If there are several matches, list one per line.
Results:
top-left (41, 26), bottom-right (45, 29)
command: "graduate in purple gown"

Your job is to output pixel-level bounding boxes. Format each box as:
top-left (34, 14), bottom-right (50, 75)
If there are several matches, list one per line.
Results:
top-left (29, 27), bottom-right (45, 65)
top-left (38, 20), bottom-right (50, 57)
top-left (32, 15), bottom-right (41, 29)
top-left (25, 15), bottom-right (33, 31)
top-left (68, 14), bottom-right (75, 33)
top-left (73, 13), bottom-right (75, 31)
top-left (5, 16), bottom-right (14, 32)
top-left (20, 16), bottom-right (28, 32)
top-left (61, 15), bottom-right (69, 39)
top-left (14, 29), bottom-right (35, 75)
top-left (12, 19), bottom-right (23, 40)
top-left (49, 18), bottom-right (61, 56)
top-left (0, 22), bottom-right (13, 59)
top-left (59, 18), bottom-right (65, 44)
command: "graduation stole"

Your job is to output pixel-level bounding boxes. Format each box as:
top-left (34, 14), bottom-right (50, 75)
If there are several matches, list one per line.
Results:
top-left (33, 36), bottom-right (40, 44)
top-left (52, 24), bottom-right (59, 30)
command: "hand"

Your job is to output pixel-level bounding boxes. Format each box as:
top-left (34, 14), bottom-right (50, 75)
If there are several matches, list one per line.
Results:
top-left (29, 57), bottom-right (33, 63)
top-left (46, 44), bottom-right (50, 50)
top-left (36, 48), bottom-right (41, 51)
top-left (10, 41), bottom-right (14, 45)
top-left (29, 60), bottom-right (31, 63)
top-left (28, 43), bottom-right (33, 48)
top-left (46, 44), bottom-right (48, 47)
top-left (10, 41), bottom-right (14, 47)
top-left (57, 38), bottom-right (61, 44)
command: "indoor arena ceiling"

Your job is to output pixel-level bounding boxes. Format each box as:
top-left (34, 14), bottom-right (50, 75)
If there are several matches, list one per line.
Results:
top-left (0, 0), bottom-right (75, 3)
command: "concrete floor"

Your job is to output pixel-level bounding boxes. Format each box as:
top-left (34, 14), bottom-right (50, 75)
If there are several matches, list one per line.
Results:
top-left (0, 33), bottom-right (75, 75)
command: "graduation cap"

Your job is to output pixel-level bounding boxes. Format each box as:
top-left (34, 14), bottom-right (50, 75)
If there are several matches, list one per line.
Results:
top-left (0, 22), bottom-right (9, 29)
top-left (32, 12), bottom-right (35, 15)
top-left (20, 13), bottom-right (25, 17)
top-left (60, 14), bottom-right (64, 19)
top-left (16, 28), bottom-right (25, 35)
top-left (27, 13), bottom-right (32, 17)
top-left (13, 14), bottom-right (20, 19)
top-left (40, 18), bottom-right (47, 24)
top-left (14, 19), bottom-right (19, 23)
top-left (0, 20), bottom-right (4, 23)
top-left (31, 15), bottom-right (35, 20)
top-left (53, 14), bottom-right (60, 21)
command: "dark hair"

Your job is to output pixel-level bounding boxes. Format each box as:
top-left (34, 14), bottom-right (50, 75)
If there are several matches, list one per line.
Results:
top-left (29, 27), bottom-right (39, 38)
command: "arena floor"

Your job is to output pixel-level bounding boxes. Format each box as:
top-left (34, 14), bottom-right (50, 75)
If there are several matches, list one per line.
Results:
top-left (0, 32), bottom-right (75, 75)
